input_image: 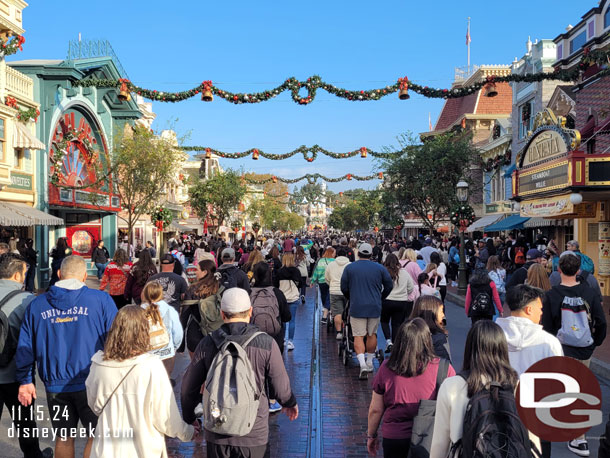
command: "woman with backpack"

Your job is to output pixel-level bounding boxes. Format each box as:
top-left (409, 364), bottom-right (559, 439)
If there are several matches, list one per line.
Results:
top-left (311, 247), bottom-right (336, 325)
top-left (486, 255), bottom-right (506, 310)
top-left (100, 248), bottom-right (133, 310)
top-left (140, 281), bottom-right (183, 376)
top-left (367, 318), bottom-right (456, 458)
top-left (124, 249), bottom-right (158, 305)
top-left (409, 295), bottom-right (451, 363)
top-left (182, 259), bottom-right (221, 357)
top-left (525, 263), bottom-right (551, 292)
top-left (295, 245), bottom-right (312, 303)
top-left (278, 252), bottom-right (303, 351)
top-left (85, 306), bottom-right (195, 458)
top-left (464, 270), bottom-right (503, 324)
top-left (381, 253), bottom-right (414, 354)
top-left (242, 249), bottom-right (265, 286)
top-left (429, 320), bottom-right (539, 458)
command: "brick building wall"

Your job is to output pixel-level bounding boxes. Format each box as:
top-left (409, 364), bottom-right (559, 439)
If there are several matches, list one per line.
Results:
top-left (574, 74), bottom-right (610, 154)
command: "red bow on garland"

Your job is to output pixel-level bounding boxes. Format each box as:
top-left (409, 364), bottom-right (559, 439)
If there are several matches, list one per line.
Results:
top-left (5, 96), bottom-right (17, 108)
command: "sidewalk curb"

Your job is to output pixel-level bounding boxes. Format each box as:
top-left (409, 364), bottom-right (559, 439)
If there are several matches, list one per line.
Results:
top-left (445, 290), bottom-right (610, 383)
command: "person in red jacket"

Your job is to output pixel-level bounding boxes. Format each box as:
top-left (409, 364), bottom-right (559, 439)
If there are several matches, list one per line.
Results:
top-left (100, 248), bottom-right (132, 309)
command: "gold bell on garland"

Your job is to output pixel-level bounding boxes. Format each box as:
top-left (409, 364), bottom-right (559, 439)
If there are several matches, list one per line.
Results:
top-left (118, 79), bottom-right (131, 102)
top-left (398, 76), bottom-right (410, 100)
top-left (201, 80), bottom-right (214, 102)
top-left (205, 148), bottom-right (212, 159)
top-left (252, 149), bottom-right (259, 160)
top-left (484, 82), bottom-right (498, 98)
top-left (360, 147), bottom-right (367, 158)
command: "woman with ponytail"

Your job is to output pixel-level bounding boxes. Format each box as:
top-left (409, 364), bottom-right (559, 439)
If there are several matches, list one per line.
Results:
top-left (141, 281), bottom-right (183, 376)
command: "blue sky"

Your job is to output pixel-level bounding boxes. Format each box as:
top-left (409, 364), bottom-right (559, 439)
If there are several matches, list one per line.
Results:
top-left (16, 0), bottom-right (589, 192)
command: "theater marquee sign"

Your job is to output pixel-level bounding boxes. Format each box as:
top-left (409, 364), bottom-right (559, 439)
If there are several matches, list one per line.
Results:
top-left (521, 130), bottom-right (568, 167)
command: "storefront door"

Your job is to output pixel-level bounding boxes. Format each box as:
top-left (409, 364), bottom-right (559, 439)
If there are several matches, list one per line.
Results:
top-left (66, 225), bottom-right (100, 257)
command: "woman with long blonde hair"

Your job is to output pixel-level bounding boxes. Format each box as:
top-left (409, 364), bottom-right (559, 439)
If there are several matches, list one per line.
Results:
top-left (141, 282), bottom-right (183, 375)
top-left (86, 306), bottom-right (194, 457)
top-left (401, 248), bottom-right (423, 285)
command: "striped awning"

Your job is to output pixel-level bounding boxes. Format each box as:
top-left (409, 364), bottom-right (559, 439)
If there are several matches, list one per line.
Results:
top-left (0, 202), bottom-right (64, 226)
top-left (523, 217), bottom-right (555, 228)
top-left (169, 220), bottom-right (195, 232)
top-left (13, 122), bottom-right (45, 150)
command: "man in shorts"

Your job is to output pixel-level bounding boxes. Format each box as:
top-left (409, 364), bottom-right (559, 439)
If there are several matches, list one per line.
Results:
top-left (341, 243), bottom-right (393, 380)
top-left (16, 256), bottom-right (116, 458)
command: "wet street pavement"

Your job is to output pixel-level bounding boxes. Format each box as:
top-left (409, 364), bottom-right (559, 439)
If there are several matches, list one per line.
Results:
top-left (1, 286), bottom-right (610, 457)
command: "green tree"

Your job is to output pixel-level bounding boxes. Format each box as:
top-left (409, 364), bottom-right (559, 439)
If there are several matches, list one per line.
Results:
top-left (111, 126), bottom-right (184, 250)
top-left (380, 131), bottom-right (479, 232)
top-left (328, 189), bottom-right (382, 231)
top-left (189, 169), bottom-right (247, 231)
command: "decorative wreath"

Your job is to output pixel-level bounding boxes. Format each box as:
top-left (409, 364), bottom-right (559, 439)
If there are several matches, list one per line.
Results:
top-left (151, 207), bottom-right (173, 232)
top-left (450, 204), bottom-right (476, 229)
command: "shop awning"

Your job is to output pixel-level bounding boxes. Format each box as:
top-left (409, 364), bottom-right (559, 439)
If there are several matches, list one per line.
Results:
top-left (523, 217), bottom-right (555, 228)
top-left (13, 122), bottom-right (45, 150)
top-left (169, 220), bottom-right (195, 232)
top-left (402, 220), bottom-right (425, 228)
top-left (485, 214), bottom-right (530, 231)
top-left (466, 214), bottom-right (503, 232)
top-left (0, 202), bottom-right (63, 226)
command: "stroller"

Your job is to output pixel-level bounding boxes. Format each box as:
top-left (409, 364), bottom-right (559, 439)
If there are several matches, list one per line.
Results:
top-left (338, 301), bottom-right (384, 368)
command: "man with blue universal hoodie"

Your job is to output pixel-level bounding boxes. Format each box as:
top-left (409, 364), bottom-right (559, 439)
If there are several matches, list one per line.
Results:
top-left (341, 242), bottom-right (393, 380)
top-left (16, 256), bottom-right (116, 458)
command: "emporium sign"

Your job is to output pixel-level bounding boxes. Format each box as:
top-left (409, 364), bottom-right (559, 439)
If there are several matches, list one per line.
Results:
top-left (518, 161), bottom-right (569, 196)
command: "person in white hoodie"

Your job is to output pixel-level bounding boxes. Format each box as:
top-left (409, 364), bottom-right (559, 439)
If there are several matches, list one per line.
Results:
top-left (140, 281), bottom-right (184, 377)
top-left (496, 284), bottom-right (563, 458)
top-left (86, 305), bottom-right (195, 458)
top-left (325, 247), bottom-right (351, 340)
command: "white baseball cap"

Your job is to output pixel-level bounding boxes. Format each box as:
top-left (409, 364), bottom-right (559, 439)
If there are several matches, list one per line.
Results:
top-left (221, 288), bottom-right (251, 314)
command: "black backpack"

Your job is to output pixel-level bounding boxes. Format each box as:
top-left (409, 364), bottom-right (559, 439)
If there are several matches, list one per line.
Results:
top-left (450, 373), bottom-right (539, 458)
top-left (219, 267), bottom-right (239, 291)
top-left (468, 285), bottom-right (494, 318)
top-left (0, 290), bottom-right (27, 367)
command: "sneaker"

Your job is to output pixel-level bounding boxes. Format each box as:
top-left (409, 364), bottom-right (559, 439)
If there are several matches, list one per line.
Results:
top-left (336, 332), bottom-right (343, 341)
top-left (42, 448), bottom-right (54, 458)
top-left (366, 361), bottom-right (374, 372)
top-left (567, 440), bottom-right (589, 457)
top-left (194, 402), bottom-right (204, 417)
top-left (286, 340), bottom-right (295, 351)
top-left (269, 401), bottom-right (282, 413)
top-left (385, 343), bottom-right (393, 354)
top-left (359, 367), bottom-right (369, 380)
top-left (301, 295), bottom-right (306, 304)
top-left (321, 317), bottom-right (328, 325)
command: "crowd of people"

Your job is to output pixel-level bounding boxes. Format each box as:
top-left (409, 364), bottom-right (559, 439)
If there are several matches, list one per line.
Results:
top-left (0, 229), bottom-right (608, 457)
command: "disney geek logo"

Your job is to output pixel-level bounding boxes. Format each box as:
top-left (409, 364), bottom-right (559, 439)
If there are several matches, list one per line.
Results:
top-left (516, 356), bottom-right (603, 442)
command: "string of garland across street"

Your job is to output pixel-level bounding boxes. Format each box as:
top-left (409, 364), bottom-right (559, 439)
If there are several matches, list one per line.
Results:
top-left (243, 172), bottom-right (383, 185)
top-left (71, 49), bottom-right (610, 104)
top-left (187, 145), bottom-right (398, 161)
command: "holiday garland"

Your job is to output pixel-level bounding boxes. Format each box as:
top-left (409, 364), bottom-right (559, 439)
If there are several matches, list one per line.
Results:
top-left (0, 34), bottom-right (25, 56)
top-left (50, 127), bottom-right (99, 185)
top-left (71, 50), bottom-right (610, 104)
top-left (187, 144), bottom-right (398, 161)
top-left (482, 149), bottom-right (512, 172)
top-left (244, 172), bottom-right (383, 185)
top-left (5, 96), bottom-right (40, 123)
top-left (450, 204), bottom-right (476, 229)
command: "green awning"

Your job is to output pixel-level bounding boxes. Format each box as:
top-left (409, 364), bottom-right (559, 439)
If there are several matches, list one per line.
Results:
top-left (485, 214), bottom-right (530, 231)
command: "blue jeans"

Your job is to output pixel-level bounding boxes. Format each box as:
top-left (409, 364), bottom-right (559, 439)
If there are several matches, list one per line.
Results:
top-left (286, 300), bottom-right (299, 341)
top-left (95, 262), bottom-right (108, 279)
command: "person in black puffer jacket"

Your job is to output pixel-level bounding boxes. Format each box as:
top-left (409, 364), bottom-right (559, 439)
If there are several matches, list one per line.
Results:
top-left (409, 295), bottom-right (451, 363)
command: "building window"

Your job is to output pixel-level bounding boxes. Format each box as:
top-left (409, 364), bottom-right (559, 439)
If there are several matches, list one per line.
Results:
top-left (588, 20), bottom-right (595, 39)
top-left (13, 148), bottom-right (24, 169)
top-left (519, 100), bottom-right (534, 139)
top-left (569, 30), bottom-right (587, 54)
top-left (557, 43), bottom-right (563, 60)
top-left (605, 8), bottom-right (610, 29)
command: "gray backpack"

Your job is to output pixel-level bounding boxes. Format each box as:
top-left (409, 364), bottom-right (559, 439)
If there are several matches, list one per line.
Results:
top-left (203, 331), bottom-right (264, 436)
top-left (250, 287), bottom-right (282, 336)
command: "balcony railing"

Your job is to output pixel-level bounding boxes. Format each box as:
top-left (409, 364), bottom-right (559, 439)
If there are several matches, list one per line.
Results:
top-left (454, 65), bottom-right (479, 82)
top-left (6, 65), bottom-right (33, 101)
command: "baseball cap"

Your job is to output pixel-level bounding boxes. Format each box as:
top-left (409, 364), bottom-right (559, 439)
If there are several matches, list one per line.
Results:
top-left (526, 249), bottom-right (543, 260)
top-left (160, 254), bottom-right (175, 264)
top-left (340, 237), bottom-right (348, 245)
top-left (221, 288), bottom-right (252, 314)
top-left (222, 247), bottom-right (236, 260)
top-left (358, 242), bottom-right (373, 255)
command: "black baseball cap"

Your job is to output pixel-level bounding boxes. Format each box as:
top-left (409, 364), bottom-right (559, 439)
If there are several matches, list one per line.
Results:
top-left (161, 253), bottom-right (175, 264)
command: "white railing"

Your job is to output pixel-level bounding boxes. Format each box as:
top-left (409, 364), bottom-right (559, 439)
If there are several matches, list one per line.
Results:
top-left (6, 66), bottom-right (33, 100)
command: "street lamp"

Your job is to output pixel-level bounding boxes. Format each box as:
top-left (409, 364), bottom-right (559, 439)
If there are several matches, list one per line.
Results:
top-left (456, 180), bottom-right (469, 296)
